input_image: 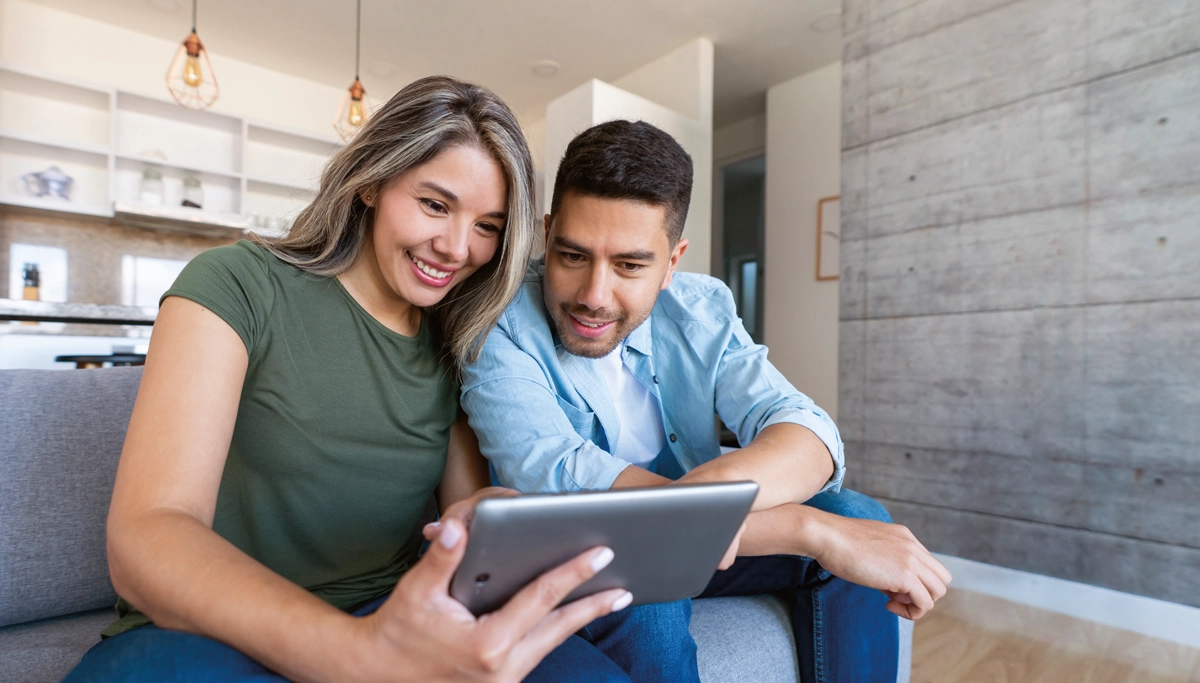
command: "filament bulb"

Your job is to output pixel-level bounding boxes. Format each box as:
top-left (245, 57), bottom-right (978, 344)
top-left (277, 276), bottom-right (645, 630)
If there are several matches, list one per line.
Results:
top-left (183, 55), bottom-right (203, 87)
top-left (348, 98), bottom-right (365, 127)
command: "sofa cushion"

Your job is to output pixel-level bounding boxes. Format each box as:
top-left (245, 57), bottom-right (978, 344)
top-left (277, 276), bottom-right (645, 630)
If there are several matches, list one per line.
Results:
top-left (0, 367), bottom-right (142, 628)
top-left (0, 608), bottom-right (111, 682)
top-left (692, 594), bottom-right (799, 682)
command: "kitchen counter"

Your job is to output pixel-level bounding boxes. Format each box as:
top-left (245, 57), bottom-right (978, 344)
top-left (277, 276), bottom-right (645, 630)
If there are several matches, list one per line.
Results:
top-left (0, 300), bottom-right (156, 326)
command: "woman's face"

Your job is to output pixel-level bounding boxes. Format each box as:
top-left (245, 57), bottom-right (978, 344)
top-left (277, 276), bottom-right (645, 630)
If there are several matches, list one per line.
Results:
top-left (368, 144), bottom-right (508, 308)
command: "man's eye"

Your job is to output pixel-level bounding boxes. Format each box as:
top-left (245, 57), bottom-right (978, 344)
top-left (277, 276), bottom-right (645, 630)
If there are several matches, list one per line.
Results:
top-left (563, 252), bottom-right (585, 262)
top-left (620, 262), bottom-right (645, 272)
top-left (420, 198), bottom-right (447, 213)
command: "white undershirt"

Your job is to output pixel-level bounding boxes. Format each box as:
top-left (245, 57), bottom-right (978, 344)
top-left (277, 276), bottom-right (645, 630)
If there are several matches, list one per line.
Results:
top-left (589, 344), bottom-right (667, 469)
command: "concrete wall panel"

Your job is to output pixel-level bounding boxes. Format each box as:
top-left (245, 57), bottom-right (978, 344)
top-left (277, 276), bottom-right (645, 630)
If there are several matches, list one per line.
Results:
top-left (1085, 300), bottom-right (1200, 468)
top-left (1088, 52), bottom-right (1200, 201)
top-left (865, 205), bottom-right (1088, 318)
top-left (861, 309), bottom-right (1087, 460)
top-left (1087, 0), bottom-right (1200, 79)
top-left (867, 88), bottom-right (1087, 237)
top-left (880, 499), bottom-right (1200, 608)
top-left (867, 0), bottom-right (1087, 142)
top-left (847, 442), bottom-right (1200, 550)
top-left (1087, 189), bottom-right (1200, 303)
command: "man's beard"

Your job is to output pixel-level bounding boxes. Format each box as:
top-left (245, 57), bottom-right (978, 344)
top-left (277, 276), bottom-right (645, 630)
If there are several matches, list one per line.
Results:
top-left (547, 300), bottom-right (652, 359)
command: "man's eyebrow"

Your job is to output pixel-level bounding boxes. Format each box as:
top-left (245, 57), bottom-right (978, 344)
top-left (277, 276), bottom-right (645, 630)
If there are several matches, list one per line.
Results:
top-left (552, 236), bottom-right (656, 262)
top-left (417, 181), bottom-right (506, 220)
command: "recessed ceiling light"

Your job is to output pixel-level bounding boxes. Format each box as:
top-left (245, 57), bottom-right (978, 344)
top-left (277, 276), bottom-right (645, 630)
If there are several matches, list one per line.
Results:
top-left (368, 60), bottom-right (395, 78)
top-left (809, 12), bottom-right (841, 33)
top-left (148, 0), bottom-right (183, 10)
top-left (531, 60), bottom-right (560, 78)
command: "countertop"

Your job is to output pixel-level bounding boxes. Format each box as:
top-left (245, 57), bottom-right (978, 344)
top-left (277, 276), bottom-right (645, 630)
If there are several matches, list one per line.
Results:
top-left (0, 300), bottom-right (156, 326)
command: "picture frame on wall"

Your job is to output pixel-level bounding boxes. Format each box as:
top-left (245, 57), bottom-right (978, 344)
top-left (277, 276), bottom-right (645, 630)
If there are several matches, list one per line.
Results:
top-left (816, 195), bottom-right (840, 281)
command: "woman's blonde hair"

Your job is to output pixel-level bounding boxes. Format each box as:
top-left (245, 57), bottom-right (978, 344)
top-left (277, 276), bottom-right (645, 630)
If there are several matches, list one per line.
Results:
top-left (252, 75), bottom-right (535, 367)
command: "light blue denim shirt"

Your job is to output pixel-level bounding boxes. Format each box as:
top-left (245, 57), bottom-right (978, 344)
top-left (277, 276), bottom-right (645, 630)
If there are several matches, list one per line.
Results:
top-left (460, 259), bottom-right (846, 495)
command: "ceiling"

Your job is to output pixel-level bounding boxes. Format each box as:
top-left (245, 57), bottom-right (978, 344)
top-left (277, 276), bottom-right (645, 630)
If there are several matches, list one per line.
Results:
top-left (36, 0), bottom-right (842, 128)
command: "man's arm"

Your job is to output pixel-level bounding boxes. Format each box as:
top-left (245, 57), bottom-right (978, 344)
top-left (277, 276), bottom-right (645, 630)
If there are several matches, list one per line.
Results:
top-left (461, 319), bottom-right (631, 494)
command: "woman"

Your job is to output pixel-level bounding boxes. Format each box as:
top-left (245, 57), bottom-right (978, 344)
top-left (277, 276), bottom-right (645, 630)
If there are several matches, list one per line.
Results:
top-left (64, 76), bottom-right (631, 683)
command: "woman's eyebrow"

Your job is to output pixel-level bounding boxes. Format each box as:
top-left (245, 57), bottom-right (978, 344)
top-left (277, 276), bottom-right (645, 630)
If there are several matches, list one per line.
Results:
top-left (417, 181), bottom-right (506, 219)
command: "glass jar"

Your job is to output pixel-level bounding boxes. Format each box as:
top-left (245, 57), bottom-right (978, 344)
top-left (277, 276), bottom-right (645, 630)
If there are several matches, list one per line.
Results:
top-left (140, 168), bottom-right (164, 205)
top-left (181, 176), bottom-right (203, 209)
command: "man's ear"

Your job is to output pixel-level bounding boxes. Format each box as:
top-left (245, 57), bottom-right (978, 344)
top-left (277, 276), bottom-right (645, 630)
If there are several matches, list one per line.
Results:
top-left (660, 238), bottom-right (689, 291)
top-left (543, 213), bottom-right (553, 245)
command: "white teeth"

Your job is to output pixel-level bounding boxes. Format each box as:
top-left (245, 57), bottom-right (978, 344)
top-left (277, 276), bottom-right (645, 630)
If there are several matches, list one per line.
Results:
top-left (409, 254), bottom-right (450, 279)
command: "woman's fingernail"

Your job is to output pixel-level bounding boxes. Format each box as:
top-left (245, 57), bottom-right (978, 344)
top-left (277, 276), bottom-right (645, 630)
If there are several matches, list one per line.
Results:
top-left (591, 547), bottom-right (615, 572)
top-left (611, 591), bottom-right (633, 611)
top-left (439, 520), bottom-right (462, 549)
top-left (424, 522), bottom-right (440, 532)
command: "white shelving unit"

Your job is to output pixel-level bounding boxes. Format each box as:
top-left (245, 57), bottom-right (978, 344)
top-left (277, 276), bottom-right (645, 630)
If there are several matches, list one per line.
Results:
top-left (0, 63), bottom-right (340, 235)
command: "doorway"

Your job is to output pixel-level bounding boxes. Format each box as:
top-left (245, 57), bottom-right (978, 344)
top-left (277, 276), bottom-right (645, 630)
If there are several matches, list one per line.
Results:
top-left (714, 154), bottom-right (765, 342)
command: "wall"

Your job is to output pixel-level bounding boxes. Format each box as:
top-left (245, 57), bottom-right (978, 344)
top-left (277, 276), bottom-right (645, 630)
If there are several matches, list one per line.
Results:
top-left (543, 39), bottom-right (713, 275)
top-left (839, 0), bottom-right (1200, 605)
top-left (763, 62), bottom-right (842, 418)
top-left (0, 0), bottom-right (343, 137)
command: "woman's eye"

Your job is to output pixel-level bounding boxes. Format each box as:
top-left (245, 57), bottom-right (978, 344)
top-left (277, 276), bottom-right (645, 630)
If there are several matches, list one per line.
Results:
top-left (420, 198), bottom-right (447, 213)
top-left (478, 222), bottom-right (502, 234)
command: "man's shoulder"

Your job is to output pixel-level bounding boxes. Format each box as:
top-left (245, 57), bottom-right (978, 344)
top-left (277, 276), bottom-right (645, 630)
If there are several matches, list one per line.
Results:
top-left (652, 271), bottom-right (739, 325)
top-left (492, 259), bottom-right (553, 342)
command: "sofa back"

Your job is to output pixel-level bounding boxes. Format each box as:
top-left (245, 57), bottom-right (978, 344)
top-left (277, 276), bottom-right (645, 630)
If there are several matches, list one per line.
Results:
top-left (0, 367), bottom-right (142, 628)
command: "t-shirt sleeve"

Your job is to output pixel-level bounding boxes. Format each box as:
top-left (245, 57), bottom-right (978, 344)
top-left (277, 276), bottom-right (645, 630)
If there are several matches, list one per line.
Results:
top-left (160, 241), bottom-right (275, 353)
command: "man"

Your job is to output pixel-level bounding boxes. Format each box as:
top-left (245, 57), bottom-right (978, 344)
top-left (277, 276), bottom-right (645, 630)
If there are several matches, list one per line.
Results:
top-left (461, 120), bottom-right (951, 682)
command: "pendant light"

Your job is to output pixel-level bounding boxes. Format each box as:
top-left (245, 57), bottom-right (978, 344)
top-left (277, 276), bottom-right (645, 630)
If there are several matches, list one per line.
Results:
top-left (166, 0), bottom-right (219, 110)
top-left (334, 0), bottom-right (373, 139)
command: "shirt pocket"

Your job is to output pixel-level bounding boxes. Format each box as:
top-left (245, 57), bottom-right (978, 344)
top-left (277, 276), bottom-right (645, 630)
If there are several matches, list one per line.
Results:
top-left (555, 396), bottom-right (600, 442)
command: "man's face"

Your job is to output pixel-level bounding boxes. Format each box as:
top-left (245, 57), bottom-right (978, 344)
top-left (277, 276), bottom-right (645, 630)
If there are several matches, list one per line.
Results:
top-left (542, 192), bottom-right (688, 358)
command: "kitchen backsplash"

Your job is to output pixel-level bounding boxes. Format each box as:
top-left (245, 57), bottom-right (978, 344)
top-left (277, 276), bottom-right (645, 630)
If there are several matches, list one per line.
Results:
top-left (1, 208), bottom-right (237, 305)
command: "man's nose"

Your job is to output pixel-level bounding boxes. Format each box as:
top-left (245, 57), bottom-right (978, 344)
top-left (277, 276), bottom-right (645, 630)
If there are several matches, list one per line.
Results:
top-left (577, 265), bottom-right (613, 311)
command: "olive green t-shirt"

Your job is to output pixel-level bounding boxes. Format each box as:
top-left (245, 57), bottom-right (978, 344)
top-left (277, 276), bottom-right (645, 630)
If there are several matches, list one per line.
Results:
top-left (103, 240), bottom-right (457, 637)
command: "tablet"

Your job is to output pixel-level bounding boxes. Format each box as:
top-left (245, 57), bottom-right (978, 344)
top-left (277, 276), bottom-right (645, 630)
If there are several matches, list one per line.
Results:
top-left (450, 481), bottom-right (758, 615)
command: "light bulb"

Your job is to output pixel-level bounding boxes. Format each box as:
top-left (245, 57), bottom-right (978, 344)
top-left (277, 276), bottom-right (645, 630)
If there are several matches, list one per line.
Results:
top-left (348, 98), bottom-right (365, 127)
top-left (183, 54), bottom-right (203, 87)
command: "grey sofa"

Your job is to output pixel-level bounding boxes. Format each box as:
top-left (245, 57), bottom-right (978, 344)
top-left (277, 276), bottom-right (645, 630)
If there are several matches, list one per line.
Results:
top-left (0, 367), bottom-right (911, 682)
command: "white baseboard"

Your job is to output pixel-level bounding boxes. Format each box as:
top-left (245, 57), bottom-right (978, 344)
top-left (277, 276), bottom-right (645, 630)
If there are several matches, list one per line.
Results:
top-left (933, 554), bottom-right (1200, 650)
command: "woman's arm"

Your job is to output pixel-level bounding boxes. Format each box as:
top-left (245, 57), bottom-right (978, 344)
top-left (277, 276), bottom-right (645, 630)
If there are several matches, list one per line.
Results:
top-left (107, 296), bottom-right (363, 680)
top-left (108, 297), bottom-right (625, 682)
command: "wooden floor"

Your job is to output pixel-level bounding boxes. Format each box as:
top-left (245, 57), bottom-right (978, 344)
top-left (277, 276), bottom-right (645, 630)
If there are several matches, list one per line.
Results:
top-left (911, 589), bottom-right (1200, 683)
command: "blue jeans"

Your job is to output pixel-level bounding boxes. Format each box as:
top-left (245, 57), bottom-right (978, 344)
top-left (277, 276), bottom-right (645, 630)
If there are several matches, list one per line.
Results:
top-left (702, 489), bottom-right (900, 683)
top-left (62, 593), bottom-right (689, 683)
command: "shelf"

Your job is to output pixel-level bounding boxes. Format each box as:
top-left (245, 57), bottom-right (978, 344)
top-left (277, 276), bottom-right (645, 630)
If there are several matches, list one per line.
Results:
top-left (0, 62), bottom-right (334, 237)
top-left (115, 152), bottom-right (241, 182)
top-left (113, 202), bottom-right (248, 236)
top-left (246, 175), bottom-right (319, 194)
top-left (0, 127), bottom-right (110, 158)
top-left (0, 194), bottom-right (113, 218)
top-left (0, 299), bottom-right (155, 326)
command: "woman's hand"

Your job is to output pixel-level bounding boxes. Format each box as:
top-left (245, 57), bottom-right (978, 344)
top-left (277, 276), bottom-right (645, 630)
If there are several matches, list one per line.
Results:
top-left (424, 486), bottom-right (517, 541)
top-left (353, 519), bottom-right (631, 682)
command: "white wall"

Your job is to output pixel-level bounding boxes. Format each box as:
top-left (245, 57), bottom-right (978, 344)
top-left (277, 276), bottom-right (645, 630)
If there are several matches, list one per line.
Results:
top-left (542, 39), bottom-right (713, 275)
top-left (764, 61), bottom-right (841, 418)
top-left (0, 0), bottom-right (344, 137)
top-left (714, 114), bottom-right (765, 163)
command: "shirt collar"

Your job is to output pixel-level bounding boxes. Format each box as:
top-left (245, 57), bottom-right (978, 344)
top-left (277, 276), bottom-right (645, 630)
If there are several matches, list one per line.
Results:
top-left (624, 315), bottom-right (654, 358)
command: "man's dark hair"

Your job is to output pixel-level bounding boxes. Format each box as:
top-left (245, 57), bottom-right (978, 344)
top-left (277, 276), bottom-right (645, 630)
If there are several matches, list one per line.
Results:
top-left (550, 120), bottom-right (693, 244)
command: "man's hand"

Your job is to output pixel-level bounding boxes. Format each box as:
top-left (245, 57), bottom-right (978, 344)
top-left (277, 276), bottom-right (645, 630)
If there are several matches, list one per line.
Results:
top-left (353, 518), bottom-right (632, 682)
top-left (801, 509), bottom-right (952, 620)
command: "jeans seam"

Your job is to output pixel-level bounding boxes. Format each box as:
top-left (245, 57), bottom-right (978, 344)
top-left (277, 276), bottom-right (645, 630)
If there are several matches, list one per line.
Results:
top-left (812, 588), bottom-right (826, 683)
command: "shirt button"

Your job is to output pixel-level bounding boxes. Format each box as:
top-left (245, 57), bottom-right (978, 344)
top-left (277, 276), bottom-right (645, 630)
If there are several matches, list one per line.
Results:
top-left (653, 375), bottom-right (659, 384)
top-left (669, 434), bottom-right (677, 442)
